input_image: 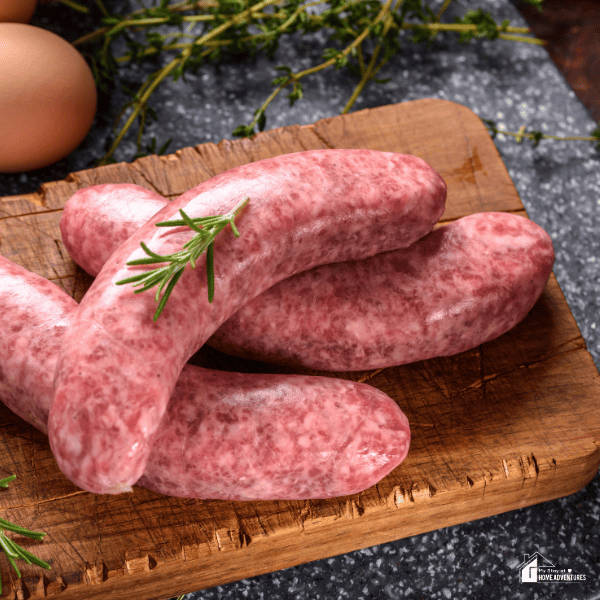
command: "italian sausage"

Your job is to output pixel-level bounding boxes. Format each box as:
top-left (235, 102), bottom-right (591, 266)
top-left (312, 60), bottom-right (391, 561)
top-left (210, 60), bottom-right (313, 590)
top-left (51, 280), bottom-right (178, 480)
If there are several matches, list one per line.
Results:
top-left (62, 187), bottom-right (555, 371)
top-left (0, 255), bottom-right (410, 499)
top-left (50, 149), bottom-right (445, 494)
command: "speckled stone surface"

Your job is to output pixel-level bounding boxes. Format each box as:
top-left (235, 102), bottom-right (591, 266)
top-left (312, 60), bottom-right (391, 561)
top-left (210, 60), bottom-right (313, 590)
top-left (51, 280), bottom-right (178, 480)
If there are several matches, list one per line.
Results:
top-left (1, 1), bottom-right (599, 599)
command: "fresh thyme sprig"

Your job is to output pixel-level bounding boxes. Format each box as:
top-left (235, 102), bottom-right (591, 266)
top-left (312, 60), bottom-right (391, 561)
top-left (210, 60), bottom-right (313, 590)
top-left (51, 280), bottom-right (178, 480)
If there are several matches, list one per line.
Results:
top-left (0, 475), bottom-right (50, 594)
top-left (60, 0), bottom-right (565, 164)
top-left (482, 119), bottom-right (600, 149)
top-left (116, 196), bottom-right (250, 321)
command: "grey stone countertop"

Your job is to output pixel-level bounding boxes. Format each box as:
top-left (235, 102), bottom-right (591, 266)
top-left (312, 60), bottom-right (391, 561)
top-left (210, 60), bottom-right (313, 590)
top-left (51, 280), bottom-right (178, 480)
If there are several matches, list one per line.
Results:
top-left (1, 1), bottom-right (599, 599)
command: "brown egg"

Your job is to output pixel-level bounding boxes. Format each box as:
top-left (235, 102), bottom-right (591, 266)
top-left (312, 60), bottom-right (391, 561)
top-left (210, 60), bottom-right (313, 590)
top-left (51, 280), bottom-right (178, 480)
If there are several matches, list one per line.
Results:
top-left (0, 23), bottom-right (97, 172)
top-left (0, 0), bottom-right (37, 23)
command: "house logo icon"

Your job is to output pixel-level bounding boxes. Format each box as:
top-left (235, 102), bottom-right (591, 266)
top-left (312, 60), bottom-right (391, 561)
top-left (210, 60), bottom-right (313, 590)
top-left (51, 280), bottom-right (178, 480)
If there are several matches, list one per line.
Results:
top-left (518, 552), bottom-right (555, 582)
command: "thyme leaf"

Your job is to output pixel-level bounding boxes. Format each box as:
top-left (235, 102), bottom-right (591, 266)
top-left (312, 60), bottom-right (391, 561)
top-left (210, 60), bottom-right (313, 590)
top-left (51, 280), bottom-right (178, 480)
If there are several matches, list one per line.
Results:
top-left (60, 0), bottom-right (561, 162)
top-left (51, 1), bottom-right (597, 157)
top-left (482, 117), bottom-right (600, 148)
top-left (116, 196), bottom-right (250, 321)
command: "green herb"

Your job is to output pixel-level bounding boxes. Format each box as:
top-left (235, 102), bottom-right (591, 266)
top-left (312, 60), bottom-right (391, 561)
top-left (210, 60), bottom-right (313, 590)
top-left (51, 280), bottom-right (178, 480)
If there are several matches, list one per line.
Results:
top-left (50, 0), bottom-right (598, 161)
top-left (482, 118), bottom-right (600, 149)
top-left (56, 0), bottom-right (89, 13)
top-left (0, 476), bottom-right (15, 490)
top-left (0, 475), bottom-right (50, 594)
top-left (116, 196), bottom-right (250, 321)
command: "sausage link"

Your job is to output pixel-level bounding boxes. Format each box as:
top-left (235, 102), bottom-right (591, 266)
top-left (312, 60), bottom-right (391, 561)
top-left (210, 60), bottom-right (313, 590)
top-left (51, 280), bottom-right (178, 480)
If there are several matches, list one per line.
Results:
top-left (0, 255), bottom-right (410, 499)
top-left (49, 149), bottom-right (444, 493)
top-left (63, 189), bottom-right (554, 371)
top-left (214, 212), bottom-right (555, 370)
top-left (60, 183), bottom-right (166, 276)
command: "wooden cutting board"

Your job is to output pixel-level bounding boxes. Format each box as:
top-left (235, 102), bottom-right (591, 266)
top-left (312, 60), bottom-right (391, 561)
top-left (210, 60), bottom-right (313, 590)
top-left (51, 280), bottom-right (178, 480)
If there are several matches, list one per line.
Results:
top-left (0, 98), bottom-right (599, 600)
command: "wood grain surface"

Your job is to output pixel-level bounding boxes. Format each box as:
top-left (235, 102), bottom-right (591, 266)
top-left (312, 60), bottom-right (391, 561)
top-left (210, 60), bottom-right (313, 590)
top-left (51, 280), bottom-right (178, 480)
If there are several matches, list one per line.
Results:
top-left (0, 98), bottom-right (599, 600)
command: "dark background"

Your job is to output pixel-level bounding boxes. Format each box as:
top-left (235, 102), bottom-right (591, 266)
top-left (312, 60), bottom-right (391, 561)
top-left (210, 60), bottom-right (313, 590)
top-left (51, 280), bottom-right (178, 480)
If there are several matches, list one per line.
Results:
top-left (516, 0), bottom-right (600, 123)
top-left (1, 1), bottom-right (599, 599)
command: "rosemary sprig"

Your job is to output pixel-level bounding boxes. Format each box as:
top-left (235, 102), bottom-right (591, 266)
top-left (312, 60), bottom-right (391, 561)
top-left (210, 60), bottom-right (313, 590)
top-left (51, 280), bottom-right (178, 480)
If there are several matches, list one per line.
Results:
top-left (0, 476), bottom-right (15, 490)
top-left (0, 475), bottom-right (50, 594)
top-left (116, 196), bottom-right (250, 321)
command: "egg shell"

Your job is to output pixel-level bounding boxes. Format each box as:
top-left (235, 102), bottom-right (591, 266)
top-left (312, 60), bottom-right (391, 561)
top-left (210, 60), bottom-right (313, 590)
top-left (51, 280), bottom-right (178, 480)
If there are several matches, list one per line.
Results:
top-left (0, 0), bottom-right (37, 23)
top-left (0, 23), bottom-right (97, 172)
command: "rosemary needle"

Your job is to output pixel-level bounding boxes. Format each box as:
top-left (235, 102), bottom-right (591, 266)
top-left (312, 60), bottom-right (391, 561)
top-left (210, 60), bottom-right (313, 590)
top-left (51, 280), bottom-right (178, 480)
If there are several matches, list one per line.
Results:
top-left (0, 476), bottom-right (50, 594)
top-left (116, 195), bottom-right (250, 321)
top-left (0, 476), bottom-right (15, 489)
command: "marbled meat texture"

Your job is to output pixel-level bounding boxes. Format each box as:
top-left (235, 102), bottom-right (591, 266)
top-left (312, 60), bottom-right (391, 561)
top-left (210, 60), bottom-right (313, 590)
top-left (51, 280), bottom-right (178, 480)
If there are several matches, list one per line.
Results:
top-left (50, 149), bottom-right (444, 494)
top-left (60, 183), bottom-right (167, 276)
top-left (64, 185), bottom-right (554, 371)
top-left (0, 255), bottom-right (410, 500)
top-left (213, 212), bottom-right (555, 370)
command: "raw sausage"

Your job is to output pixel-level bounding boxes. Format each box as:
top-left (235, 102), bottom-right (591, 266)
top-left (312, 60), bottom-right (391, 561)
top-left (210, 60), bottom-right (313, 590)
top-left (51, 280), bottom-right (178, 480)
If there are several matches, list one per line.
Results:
top-left (214, 211), bottom-right (555, 370)
top-left (0, 255), bottom-right (410, 499)
top-left (49, 149), bottom-right (445, 494)
top-left (60, 183), bottom-right (167, 276)
top-left (62, 187), bottom-right (554, 371)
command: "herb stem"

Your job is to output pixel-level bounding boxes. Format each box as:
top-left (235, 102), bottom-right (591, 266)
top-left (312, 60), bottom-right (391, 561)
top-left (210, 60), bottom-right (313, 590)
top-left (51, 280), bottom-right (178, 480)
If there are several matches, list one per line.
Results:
top-left (247, 86), bottom-right (285, 132)
top-left (113, 7), bottom-right (303, 63)
top-left (117, 196), bottom-right (250, 321)
top-left (436, 0), bottom-right (454, 20)
top-left (496, 33), bottom-right (545, 45)
top-left (342, 0), bottom-right (398, 114)
top-left (93, 0), bottom-right (109, 17)
top-left (100, 55), bottom-right (182, 165)
top-left (342, 54), bottom-right (389, 114)
top-left (400, 22), bottom-right (532, 34)
top-left (57, 0), bottom-right (90, 13)
top-left (71, 1), bottom-right (597, 158)
top-left (502, 131), bottom-right (598, 142)
top-left (72, 27), bottom-right (109, 47)
top-left (72, 1), bottom-right (289, 46)
top-left (266, 0), bottom-right (392, 126)
top-left (300, 22), bottom-right (372, 77)
top-left (356, 44), bottom-right (365, 75)
top-left (240, 0), bottom-right (392, 136)
top-left (124, 10), bottom-right (298, 28)
top-left (0, 477), bottom-right (50, 592)
top-left (99, 0), bottom-right (280, 164)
